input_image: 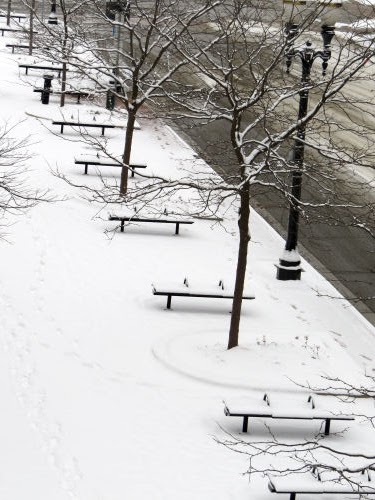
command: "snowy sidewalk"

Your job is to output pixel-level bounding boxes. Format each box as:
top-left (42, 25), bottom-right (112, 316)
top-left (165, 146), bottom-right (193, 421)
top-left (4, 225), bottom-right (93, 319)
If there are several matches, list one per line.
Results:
top-left (0, 31), bottom-right (374, 500)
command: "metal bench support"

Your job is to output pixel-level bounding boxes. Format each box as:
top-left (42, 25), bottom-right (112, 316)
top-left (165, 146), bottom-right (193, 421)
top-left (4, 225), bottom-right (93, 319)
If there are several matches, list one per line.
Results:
top-left (324, 419), bottom-right (331, 435)
top-left (242, 416), bottom-right (249, 433)
top-left (167, 294), bottom-right (172, 309)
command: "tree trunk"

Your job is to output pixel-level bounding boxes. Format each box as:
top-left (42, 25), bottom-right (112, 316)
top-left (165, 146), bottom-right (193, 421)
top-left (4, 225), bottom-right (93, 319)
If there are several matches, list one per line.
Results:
top-left (60, 61), bottom-right (67, 107)
top-left (227, 182), bottom-right (251, 350)
top-left (120, 110), bottom-right (136, 195)
top-left (60, 10), bottom-right (69, 107)
top-left (6, 0), bottom-right (11, 26)
top-left (29, 0), bottom-right (36, 56)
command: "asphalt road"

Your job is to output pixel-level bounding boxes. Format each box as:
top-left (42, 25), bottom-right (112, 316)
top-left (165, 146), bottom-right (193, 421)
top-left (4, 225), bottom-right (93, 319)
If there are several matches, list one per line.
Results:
top-left (169, 111), bottom-right (375, 325)
top-left (163, 1), bottom-right (375, 325)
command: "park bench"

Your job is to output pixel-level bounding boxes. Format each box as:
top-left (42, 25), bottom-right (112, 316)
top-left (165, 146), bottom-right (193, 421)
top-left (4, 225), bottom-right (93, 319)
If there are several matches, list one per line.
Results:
top-left (109, 213), bottom-right (193, 235)
top-left (152, 278), bottom-right (255, 309)
top-left (52, 120), bottom-right (117, 135)
top-left (268, 469), bottom-right (375, 500)
top-left (7, 43), bottom-right (32, 53)
top-left (224, 393), bottom-right (355, 434)
top-left (0, 27), bottom-right (37, 36)
top-left (19, 63), bottom-right (66, 77)
top-left (75, 155), bottom-right (147, 176)
top-left (33, 88), bottom-right (89, 104)
top-left (0, 13), bottom-right (27, 22)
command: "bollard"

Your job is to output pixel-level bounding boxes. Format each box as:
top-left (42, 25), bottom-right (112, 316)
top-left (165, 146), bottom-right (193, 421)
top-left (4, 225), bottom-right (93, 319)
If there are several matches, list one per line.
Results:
top-left (41, 73), bottom-right (54, 105)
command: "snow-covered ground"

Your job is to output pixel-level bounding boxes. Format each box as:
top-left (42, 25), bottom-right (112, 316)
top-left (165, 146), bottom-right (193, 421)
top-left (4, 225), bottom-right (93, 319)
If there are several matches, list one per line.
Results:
top-left (0, 26), bottom-right (375, 500)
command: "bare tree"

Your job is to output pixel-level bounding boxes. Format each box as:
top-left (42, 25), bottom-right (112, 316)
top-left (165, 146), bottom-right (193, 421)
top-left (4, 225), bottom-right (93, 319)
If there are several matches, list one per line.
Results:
top-left (20, 0), bottom-right (89, 103)
top-left (218, 375), bottom-right (375, 494)
top-left (54, 0), bottom-right (375, 349)
top-left (58, 0), bottom-right (221, 194)
top-left (0, 123), bottom-right (50, 235)
top-left (156, 0), bottom-right (375, 348)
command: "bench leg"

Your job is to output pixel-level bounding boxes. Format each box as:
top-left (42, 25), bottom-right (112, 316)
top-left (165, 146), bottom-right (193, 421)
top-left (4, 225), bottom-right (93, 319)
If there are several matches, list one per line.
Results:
top-left (84, 164), bottom-right (88, 175)
top-left (101, 127), bottom-right (105, 136)
top-left (131, 167), bottom-right (135, 178)
top-left (324, 419), bottom-right (331, 436)
top-left (60, 124), bottom-right (64, 134)
top-left (121, 221), bottom-right (124, 233)
top-left (166, 294), bottom-right (172, 309)
top-left (12, 47), bottom-right (15, 53)
top-left (242, 416), bottom-right (249, 433)
top-left (175, 223), bottom-right (180, 235)
top-left (290, 494), bottom-right (296, 500)
top-left (77, 95), bottom-right (81, 104)
top-left (25, 67), bottom-right (28, 75)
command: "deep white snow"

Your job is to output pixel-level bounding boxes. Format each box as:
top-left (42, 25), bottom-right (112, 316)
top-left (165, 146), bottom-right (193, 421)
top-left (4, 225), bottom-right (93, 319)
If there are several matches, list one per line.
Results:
top-left (0, 23), bottom-right (374, 500)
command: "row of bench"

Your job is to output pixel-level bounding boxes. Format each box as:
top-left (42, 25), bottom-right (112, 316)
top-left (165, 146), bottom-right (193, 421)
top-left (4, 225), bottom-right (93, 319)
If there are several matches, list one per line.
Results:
top-left (11, 25), bottom-right (256, 312)
top-left (268, 469), bottom-right (375, 500)
top-left (10, 16), bottom-right (366, 500)
top-left (224, 393), bottom-right (367, 500)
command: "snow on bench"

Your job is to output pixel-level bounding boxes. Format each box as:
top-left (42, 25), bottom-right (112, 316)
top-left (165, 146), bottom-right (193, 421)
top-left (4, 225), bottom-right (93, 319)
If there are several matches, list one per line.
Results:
top-left (52, 120), bottom-right (116, 136)
top-left (268, 469), bottom-right (375, 500)
top-left (0, 13), bottom-right (27, 22)
top-left (224, 393), bottom-right (355, 434)
top-left (152, 278), bottom-right (255, 309)
top-left (75, 154), bottom-right (147, 176)
top-left (110, 212), bottom-right (193, 235)
top-left (19, 63), bottom-right (64, 77)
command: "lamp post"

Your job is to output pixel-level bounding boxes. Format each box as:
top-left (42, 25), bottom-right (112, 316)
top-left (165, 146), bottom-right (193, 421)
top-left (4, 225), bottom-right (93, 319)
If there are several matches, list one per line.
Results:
top-left (114, 1), bottom-right (130, 78)
top-left (276, 0), bottom-right (342, 280)
top-left (106, 1), bottom-right (130, 109)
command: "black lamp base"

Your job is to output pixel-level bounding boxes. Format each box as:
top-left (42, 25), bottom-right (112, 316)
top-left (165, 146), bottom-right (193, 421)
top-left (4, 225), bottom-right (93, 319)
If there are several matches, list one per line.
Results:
top-left (276, 258), bottom-right (302, 280)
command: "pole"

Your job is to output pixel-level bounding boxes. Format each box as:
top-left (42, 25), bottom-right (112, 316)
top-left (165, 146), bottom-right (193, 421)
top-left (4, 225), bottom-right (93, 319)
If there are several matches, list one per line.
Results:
top-left (276, 41), bottom-right (317, 280)
top-left (285, 53), bottom-right (311, 252)
top-left (114, 8), bottom-right (121, 76)
top-left (29, 0), bottom-right (36, 56)
top-left (6, 0), bottom-right (11, 26)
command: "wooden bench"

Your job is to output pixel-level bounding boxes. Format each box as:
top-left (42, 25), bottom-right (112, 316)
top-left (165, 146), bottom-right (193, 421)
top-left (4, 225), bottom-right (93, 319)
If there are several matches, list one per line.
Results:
top-left (224, 393), bottom-right (355, 435)
top-left (33, 88), bottom-right (89, 104)
top-left (152, 278), bottom-right (255, 309)
top-left (109, 213), bottom-right (192, 235)
top-left (0, 13), bottom-right (27, 22)
top-left (268, 469), bottom-right (375, 500)
top-left (75, 156), bottom-right (146, 176)
top-left (1, 27), bottom-right (37, 36)
top-left (52, 121), bottom-right (116, 136)
top-left (19, 63), bottom-right (66, 77)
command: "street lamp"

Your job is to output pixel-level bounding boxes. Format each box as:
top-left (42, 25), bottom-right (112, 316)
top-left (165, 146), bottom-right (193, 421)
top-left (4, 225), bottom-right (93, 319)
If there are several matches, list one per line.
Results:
top-left (276, 0), bottom-right (342, 281)
top-left (105, 1), bottom-right (130, 109)
top-left (48, 0), bottom-right (58, 24)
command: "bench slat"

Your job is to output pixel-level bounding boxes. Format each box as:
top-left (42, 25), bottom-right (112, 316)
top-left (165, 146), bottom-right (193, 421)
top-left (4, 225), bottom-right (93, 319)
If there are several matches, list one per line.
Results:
top-left (110, 216), bottom-right (193, 224)
top-left (269, 476), bottom-right (375, 495)
top-left (54, 121), bottom-right (114, 127)
top-left (152, 282), bottom-right (255, 309)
